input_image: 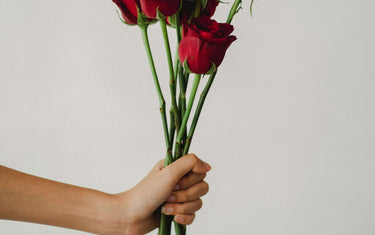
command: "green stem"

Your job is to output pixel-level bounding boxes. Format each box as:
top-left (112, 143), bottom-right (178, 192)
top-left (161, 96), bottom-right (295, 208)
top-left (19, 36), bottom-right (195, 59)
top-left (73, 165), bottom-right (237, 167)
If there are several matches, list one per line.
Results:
top-left (227, 0), bottom-right (242, 24)
top-left (175, 19), bottom-right (187, 148)
top-left (183, 72), bottom-right (216, 155)
top-left (174, 74), bottom-right (201, 160)
top-left (169, 108), bottom-right (176, 148)
top-left (141, 25), bottom-right (173, 234)
top-left (159, 214), bottom-right (172, 235)
top-left (140, 26), bottom-right (172, 163)
top-left (173, 15), bottom-right (187, 235)
top-left (184, 71), bottom-right (190, 91)
top-left (174, 222), bottom-right (186, 235)
top-left (160, 19), bottom-right (181, 134)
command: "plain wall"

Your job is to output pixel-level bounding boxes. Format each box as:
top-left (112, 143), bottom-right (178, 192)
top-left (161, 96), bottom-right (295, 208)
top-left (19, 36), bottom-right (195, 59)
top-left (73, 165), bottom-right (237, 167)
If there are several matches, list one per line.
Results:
top-left (1, 0), bottom-right (374, 234)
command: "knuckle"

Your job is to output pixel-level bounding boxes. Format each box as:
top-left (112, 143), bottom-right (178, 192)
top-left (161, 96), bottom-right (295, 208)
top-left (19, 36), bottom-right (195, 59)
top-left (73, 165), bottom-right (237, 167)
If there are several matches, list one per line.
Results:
top-left (155, 159), bottom-right (164, 170)
top-left (186, 214), bottom-right (196, 225)
top-left (198, 199), bottom-right (203, 209)
top-left (187, 153), bottom-right (199, 163)
top-left (179, 178), bottom-right (188, 188)
top-left (178, 190), bottom-right (190, 202)
top-left (200, 173), bottom-right (207, 180)
top-left (180, 205), bottom-right (189, 214)
top-left (202, 181), bottom-right (209, 194)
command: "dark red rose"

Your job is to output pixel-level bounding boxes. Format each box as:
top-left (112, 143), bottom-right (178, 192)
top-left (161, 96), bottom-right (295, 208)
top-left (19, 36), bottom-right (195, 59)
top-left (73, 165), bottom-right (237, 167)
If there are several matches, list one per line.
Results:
top-left (179, 1), bottom-right (195, 23)
top-left (179, 0), bottom-right (219, 24)
top-left (178, 16), bottom-right (236, 74)
top-left (113, 0), bottom-right (140, 25)
top-left (202, 0), bottom-right (219, 18)
top-left (139, 0), bottom-right (181, 18)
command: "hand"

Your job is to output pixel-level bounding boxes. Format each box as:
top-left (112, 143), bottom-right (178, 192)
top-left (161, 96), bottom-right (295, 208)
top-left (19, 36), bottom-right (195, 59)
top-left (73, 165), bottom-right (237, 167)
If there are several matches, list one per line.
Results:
top-left (115, 154), bottom-right (211, 235)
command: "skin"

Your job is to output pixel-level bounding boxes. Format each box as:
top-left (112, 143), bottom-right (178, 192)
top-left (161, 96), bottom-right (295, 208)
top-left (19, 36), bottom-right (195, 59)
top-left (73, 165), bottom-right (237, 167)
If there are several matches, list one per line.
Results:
top-left (0, 154), bottom-right (211, 235)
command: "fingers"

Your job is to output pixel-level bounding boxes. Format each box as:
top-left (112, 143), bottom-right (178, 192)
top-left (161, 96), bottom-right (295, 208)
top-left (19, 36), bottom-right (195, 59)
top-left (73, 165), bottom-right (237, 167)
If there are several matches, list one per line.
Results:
top-left (174, 214), bottom-right (196, 225)
top-left (166, 181), bottom-right (209, 203)
top-left (163, 154), bottom-right (211, 186)
top-left (174, 172), bottom-right (206, 191)
top-left (162, 199), bottom-right (202, 215)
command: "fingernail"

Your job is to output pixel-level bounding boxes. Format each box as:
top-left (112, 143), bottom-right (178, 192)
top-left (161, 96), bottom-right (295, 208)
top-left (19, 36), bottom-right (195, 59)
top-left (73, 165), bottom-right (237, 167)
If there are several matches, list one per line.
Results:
top-left (167, 195), bottom-right (176, 202)
top-left (176, 215), bottom-right (184, 223)
top-left (162, 206), bottom-right (173, 214)
top-left (203, 162), bottom-right (211, 171)
top-left (174, 184), bottom-right (181, 191)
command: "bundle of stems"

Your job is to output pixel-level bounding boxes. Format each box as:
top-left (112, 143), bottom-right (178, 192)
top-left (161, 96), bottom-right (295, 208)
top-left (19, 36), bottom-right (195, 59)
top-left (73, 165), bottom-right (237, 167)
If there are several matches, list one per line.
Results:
top-left (138, 0), bottom-right (250, 234)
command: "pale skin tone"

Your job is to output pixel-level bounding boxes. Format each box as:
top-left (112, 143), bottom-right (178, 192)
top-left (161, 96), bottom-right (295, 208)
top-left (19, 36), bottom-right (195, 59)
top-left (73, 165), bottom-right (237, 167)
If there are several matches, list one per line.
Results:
top-left (0, 154), bottom-right (211, 235)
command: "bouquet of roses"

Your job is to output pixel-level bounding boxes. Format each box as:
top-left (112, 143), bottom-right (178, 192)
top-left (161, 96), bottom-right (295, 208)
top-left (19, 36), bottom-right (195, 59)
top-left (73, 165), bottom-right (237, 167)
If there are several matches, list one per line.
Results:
top-left (112, 0), bottom-right (253, 234)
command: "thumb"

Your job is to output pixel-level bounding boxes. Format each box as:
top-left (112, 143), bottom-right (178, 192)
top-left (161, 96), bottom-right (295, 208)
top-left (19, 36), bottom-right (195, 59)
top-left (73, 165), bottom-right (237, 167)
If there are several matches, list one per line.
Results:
top-left (164, 154), bottom-right (211, 184)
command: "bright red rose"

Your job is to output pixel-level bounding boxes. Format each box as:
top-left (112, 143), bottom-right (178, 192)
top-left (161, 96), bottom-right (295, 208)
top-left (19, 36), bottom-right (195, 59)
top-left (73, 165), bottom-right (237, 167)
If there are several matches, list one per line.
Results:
top-left (178, 16), bottom-right (236, 74)
top-left (139, 0), bottom-right (181, 18)
top-left (113, 0), bottom-right (140, 25)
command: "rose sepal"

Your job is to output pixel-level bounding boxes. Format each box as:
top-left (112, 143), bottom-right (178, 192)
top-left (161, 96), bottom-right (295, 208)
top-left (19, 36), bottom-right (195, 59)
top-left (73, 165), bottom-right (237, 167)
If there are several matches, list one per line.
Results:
top-left (116, 9), bottom-right (133, 26)
top-left (137, 7), bottom-right (157, 26)
top-left (205, 62), bottom-right (217, 75)
top-left (183, 59), bottom-right (216, 75)
top-left (182, 59), bottom-right (192, 74)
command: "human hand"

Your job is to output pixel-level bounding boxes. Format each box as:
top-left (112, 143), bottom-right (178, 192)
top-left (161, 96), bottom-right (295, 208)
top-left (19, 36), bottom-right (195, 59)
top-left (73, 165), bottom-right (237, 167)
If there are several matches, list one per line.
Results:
top-left (115, 154), bottom-right (211, 235)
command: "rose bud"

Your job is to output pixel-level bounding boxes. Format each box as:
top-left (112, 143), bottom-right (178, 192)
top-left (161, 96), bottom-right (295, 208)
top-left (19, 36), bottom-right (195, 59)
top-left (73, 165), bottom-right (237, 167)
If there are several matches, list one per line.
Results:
top-left (179, 0), bottom-right (219, 24)
top-left (202, 0), bottom-right (219, 18)
top-left (113, 0), bottom-right (141, 25)
top-left (178, 16), bottom-right (237, 74)
top-left (139, 0), bottom-right (181, 18)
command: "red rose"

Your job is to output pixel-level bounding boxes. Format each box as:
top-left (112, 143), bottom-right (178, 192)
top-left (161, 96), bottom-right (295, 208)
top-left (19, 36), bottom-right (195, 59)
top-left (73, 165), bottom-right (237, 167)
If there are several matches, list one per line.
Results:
top-left (113, 0), bottom-right (140, 25)
top-left (179, 0), bottom-right (219, 24)
top-left (178, 16), bottom-right (236, 74)
top-left (202, 0), bottom-right (219, 18)
top-left (139, 0), bottom-right (181, 18)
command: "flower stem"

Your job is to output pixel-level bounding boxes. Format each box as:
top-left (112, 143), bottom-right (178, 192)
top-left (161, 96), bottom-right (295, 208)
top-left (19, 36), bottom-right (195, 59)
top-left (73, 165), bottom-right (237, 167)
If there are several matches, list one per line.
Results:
top-left (174, 74), bottom-right (201, 160)
top-left (227, 0), bottom-right (242, 24)
top-left (160, 19), bottom-right (181, 134)
top-left (140, 26), bottom-right (172, 162)
top-left (183, 72), bottom-right (216, 155)
top-left (141, 25), bottom-right (173, 235)
top-left (169, 108), bottom-right (176, 147)
top-left (158, 215), bottom-right (172, 235)
top-left (174, 18), bottom-right (188, 149)
top-left (184, 71), bottom-right (190, 91)
top-left (174, 222), bottom-right (186, 235)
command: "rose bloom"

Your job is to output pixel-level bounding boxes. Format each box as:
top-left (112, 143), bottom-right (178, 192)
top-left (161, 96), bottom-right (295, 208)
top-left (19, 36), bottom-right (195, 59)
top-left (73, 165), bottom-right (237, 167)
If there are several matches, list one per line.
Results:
top-left (178, 16), bottom-right (237, 74)
top-left (139, 0), bottom-right (181, 18)
top-left (179, 0), bottom-right (219, 24)
top-left (113, 0), bottom-right (141, 25)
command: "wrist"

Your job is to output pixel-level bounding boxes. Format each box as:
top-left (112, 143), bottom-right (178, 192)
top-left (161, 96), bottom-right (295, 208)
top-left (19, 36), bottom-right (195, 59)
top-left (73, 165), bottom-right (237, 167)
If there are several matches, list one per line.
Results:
top-left (110, 191), bottom-right (139, 235)
top-left (77, 191), bottom-right (125, 235)
top-left (112, 191), bottom-right (153, 235)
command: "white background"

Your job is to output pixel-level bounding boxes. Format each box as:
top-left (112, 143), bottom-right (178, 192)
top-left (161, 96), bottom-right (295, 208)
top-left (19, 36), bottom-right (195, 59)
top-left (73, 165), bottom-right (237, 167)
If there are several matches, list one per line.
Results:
top-left (1, 0), bottom-right (375, 234)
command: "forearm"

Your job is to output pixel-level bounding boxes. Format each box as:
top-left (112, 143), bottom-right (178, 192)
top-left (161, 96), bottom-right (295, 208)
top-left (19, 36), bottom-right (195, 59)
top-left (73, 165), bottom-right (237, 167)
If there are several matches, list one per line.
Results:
top-left (0, 165), bottom-right (121, 234)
